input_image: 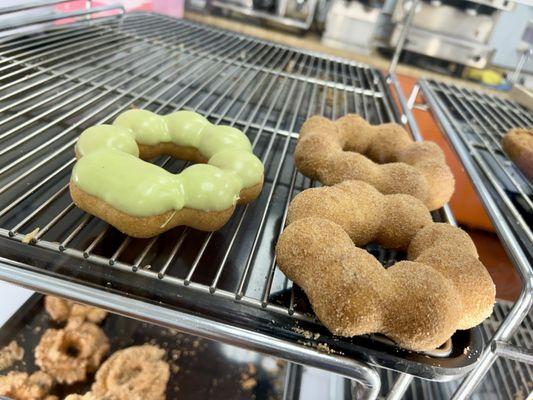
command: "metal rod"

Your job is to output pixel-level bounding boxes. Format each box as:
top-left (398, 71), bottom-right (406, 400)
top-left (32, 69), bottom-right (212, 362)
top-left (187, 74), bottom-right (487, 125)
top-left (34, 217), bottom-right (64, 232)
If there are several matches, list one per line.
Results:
top-left (282, 363), bottom-right (303, 400)
top-left (0, 5), bottom-right (124, 34)
top-left (157, 228), bottom-right (189, 279)
top-left (386, 373), bottom-right (414, 400)
top-left (492, 340), bottom-right (533, 365)
top-left (389, 0), bottom-right (419, 75)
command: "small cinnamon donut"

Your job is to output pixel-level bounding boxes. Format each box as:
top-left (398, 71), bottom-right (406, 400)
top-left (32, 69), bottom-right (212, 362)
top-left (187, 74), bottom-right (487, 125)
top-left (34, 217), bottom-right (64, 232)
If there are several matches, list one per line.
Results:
top-left (35, 322), bottom-right (109, 384)
top-left (92, 345), bottom-right (169, 400)
top-left (64, 393), bottom-right (113, 400)
top-left (44, 296), bottom-right (107, 324)
top-left (0, 371), bottom-right (54, 400)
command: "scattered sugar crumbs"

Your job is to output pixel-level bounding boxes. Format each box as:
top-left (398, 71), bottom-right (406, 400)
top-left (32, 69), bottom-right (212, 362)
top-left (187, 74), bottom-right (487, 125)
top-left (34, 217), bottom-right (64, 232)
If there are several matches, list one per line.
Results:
top-left (298, 340), bottom-right (343, 356)
top-left (21, 227), bottom-right (39, 244)
top-left (240, 362), bottom-right (258, 391)
top-left (292, 326), bottom-right (320, 340)
top-left (0, 341), bottom-right (24, 371)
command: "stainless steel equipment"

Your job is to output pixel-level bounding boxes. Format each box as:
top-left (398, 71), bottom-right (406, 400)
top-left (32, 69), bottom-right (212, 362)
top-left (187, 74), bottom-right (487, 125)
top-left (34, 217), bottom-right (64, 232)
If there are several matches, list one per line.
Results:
top-left (202, 0), bottom-right (318, 30)
top-left (322, 0), bottom-right (382, 55)
top-left (388, 0), bottom-right (509, 68)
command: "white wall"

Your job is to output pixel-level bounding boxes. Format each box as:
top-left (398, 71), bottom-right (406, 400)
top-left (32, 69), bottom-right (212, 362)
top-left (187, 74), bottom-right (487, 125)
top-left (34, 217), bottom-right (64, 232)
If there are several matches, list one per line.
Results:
top-left (490, 3), bottom-right (533, 73)
top-left (0, 281), bottom-right (32, 327)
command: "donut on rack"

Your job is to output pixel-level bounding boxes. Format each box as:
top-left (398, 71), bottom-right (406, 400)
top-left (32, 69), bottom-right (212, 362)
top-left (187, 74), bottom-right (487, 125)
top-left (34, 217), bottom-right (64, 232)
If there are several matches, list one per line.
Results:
top-left (35, 322), bottom-right (109, 384)
top-left (502, 128), bottom-right (533, 181)
top-left (276, 180), bottom-right (495, 351)
top-left (70, 109), bottom-right (264, 238)
top-left (294, 114), bottom-right (455, 210)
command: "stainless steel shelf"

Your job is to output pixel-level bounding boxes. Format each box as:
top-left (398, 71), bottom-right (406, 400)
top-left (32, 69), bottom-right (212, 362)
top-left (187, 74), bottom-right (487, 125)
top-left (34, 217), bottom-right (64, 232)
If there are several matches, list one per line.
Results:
top-left (0, 10), bottom-right (482, 396)
top-left (420, 79), bottom-right (533, 400)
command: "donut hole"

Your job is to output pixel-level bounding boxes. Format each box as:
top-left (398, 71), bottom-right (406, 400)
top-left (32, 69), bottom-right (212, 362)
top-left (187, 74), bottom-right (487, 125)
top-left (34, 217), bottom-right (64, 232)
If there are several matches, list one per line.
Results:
top-left (365, 243), bottom-right (407, 269)
top-left (61, 337), bottom-right (82, 358)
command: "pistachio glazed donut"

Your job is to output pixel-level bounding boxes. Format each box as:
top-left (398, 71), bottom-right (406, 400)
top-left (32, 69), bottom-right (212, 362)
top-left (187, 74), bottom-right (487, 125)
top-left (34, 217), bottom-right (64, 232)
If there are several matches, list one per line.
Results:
top-left (70, 109), bottom-right (264, 238)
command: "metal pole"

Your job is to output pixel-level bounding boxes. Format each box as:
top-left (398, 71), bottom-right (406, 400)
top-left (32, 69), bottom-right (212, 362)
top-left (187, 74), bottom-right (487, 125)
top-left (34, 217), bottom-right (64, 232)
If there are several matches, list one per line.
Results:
top-left (386, 374), bottom-right (414, 400)
top-left (283, 363), bottom-right (303, 400)
top-left (510, 49), bottom-right (532, 84)
top-left (492, 340), bottom-right (533, 365)
top-left (389, 73), bottom-right (421, 139)
top-left (389, 0), bottom-right (419, 75)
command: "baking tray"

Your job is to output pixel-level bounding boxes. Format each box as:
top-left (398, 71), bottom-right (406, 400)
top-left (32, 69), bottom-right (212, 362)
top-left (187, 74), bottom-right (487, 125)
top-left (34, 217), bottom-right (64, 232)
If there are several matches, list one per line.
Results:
top-left (0, 294), bottom-right (285, 399)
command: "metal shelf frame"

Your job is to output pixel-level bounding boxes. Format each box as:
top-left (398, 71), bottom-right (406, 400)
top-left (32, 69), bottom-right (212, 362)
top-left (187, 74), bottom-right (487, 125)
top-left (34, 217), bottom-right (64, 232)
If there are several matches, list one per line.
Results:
top-left (419, 79), bottom-right (533, 400)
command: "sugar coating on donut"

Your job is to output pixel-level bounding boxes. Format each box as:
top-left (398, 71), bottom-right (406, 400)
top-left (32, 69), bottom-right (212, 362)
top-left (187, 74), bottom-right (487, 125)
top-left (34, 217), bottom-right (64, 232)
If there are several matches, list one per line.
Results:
top-left (92, 345), bottom-right (169, 400)
top-left (64, 393), bottom-right (100, 400)
top-left (502, 128), bottom-right (533, 181)
top-left (287, 181), bottom-right (432, 250)
top-left (35, 322), bottom-right (110, 384)
top-left (45, 296), bottom-right (107, 324)
top-left (0, 371), bottom-right (54, 400)
top-left (295, 114), bottom-right (455, 210)
top-left (277, 181), bottom-right (495, 350)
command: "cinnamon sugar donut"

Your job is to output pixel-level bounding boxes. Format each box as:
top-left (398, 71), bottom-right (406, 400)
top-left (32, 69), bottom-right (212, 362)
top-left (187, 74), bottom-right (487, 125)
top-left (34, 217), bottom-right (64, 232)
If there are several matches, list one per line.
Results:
top-left (44, 296), bottom-right (107, 324)
top-left (502, 128), bottom-right (533, 181)
top-left (276, 180), bottom-right (495, 350)
top-left (65, 393), bottom-right (112, 400)
top-left (92, 345), bottom-right (169, 400)
top-left (0, 371), bottom-right (55, 400)
top-left (35, 322), bottom-right (109, 384)
top-left (294, 115), bottom-right (455, 210)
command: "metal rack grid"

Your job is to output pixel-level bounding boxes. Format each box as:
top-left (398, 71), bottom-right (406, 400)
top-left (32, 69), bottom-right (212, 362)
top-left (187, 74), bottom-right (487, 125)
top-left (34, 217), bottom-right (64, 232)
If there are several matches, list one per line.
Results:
top-left (380, 301), bottom-right (533, 400)
top-left (0, 7), bottom-right (485, 398)
top-left (420, 79), bottom-right (533, 399)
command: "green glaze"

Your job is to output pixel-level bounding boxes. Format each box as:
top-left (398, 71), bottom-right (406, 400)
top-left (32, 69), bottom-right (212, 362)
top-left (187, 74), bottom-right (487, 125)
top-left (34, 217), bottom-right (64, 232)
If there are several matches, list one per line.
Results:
top-left (179, 164), bottom-right (242, 211)
top-left (164, 110), bottom-right (209, 148)
top-left (73, 109), bottom-right (264, 216)
top-left (76, 125), bottom-right (139, 157)
top-left (73, 149), bottom-right (245, 215)
top-left (113, 109), bottom-right (169, 145)
top-left (73, 149), bottom-right (185, 216)
top-left (208, 149), bottom-right (264, 188)
top-left (198, 125), bottom-right (252, 158)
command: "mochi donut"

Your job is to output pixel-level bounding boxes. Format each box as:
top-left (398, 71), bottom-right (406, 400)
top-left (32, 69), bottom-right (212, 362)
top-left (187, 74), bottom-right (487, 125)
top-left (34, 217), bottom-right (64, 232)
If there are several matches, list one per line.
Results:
top-left (276, 180), bottom-right (495, 351)
top-left (294, 114), bottom-right (455, 210)
top-left (502, 128), bottom-right (533, 181)
top-left (70, 109), bottom-right (264, 238)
